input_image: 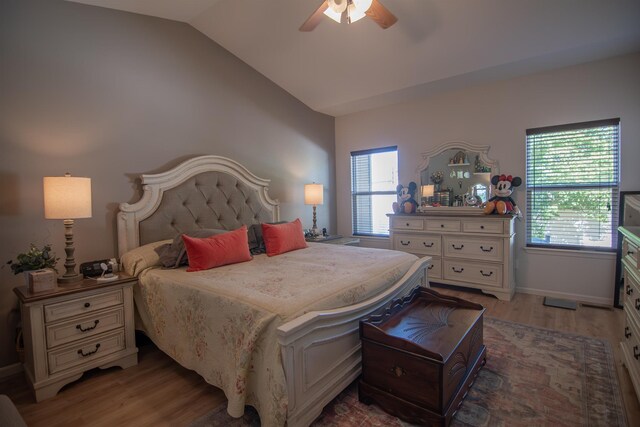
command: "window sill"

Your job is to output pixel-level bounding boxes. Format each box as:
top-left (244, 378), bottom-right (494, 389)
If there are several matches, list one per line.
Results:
top-left (523, 246), bottom-right (616, 260)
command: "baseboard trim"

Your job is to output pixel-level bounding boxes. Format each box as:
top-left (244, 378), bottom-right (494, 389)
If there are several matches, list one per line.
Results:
top-left (517, 287), bottom-right (613, 307)
top-left (0, 363), bottom-right (23, 381)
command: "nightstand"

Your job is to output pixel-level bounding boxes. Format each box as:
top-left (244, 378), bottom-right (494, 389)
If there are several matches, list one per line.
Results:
top-left (306, 235), bottom-right (360, 246)
top-left (14, 275), bottom-right (138, 402)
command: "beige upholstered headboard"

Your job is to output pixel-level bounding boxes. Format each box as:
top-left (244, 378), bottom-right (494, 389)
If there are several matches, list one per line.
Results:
top-left (117, 156), bottom-right (280, 257)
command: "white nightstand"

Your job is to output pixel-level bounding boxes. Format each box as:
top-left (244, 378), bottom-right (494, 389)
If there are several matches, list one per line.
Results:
top-left (14, 275), bottom-right (138, 402)
top-left (305, 235), bottom-right (360, 246)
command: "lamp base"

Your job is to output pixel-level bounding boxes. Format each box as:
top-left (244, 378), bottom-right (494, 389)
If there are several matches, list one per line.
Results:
top-left (57, 274), bottom-right (83, 286)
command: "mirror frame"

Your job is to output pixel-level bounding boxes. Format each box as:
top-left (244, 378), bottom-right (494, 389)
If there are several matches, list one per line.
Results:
top-left (415, 141), bottom-right (499, 208)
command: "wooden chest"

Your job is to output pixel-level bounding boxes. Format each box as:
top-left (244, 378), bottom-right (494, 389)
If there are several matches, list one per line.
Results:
top-left (359, 286), bottom-right (486, 426)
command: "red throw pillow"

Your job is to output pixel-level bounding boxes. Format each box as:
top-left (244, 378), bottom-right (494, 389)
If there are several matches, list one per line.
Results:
top-left (261, 219), bottom-right (308, 256)
top-left (182, 225), bottom-right (252, 272)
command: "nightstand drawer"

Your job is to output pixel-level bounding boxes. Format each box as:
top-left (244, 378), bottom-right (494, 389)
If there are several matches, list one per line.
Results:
top-left (44, 289), bottom-right (123, 323)
top-left (393, 233), bottom-right (440, 255)
top-left (48, 329), bottom-right (126, 375)
top-left (46, 306), bottom-right (125, 349)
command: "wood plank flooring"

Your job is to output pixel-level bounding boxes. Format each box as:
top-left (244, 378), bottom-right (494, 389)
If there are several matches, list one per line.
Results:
top-left (1, 286), bottom-right (638, 426)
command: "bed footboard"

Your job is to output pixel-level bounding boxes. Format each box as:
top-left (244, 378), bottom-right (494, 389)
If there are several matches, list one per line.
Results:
top-left (277, 256), bottom-right (430, 427)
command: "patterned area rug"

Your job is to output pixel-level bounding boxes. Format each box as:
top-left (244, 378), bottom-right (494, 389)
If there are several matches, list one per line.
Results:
top-left (190, 317), bottom-right (626, 427)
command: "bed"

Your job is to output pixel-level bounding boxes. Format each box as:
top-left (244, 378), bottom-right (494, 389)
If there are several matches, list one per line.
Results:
top-left (116, 155), bottom-right (430, 426)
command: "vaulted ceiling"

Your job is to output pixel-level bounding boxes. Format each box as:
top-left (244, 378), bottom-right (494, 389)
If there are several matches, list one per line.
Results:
top-left (68, 0), bottom-right (640, 116)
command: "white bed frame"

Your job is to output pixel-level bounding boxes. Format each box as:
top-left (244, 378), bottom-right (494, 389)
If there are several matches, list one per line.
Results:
top-left (117, 155), bottom-right (430, 427)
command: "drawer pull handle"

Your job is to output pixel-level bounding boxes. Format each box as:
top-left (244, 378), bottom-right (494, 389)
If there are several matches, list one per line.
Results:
top-left (428, 264), bottom-right (434, 270)
top-left (625, 327), bottom-right (632, 339)
top-left (627, 285), bottom-right (634, 295)
top-left (405, 223), bottom-right (410, 227)
top-left (628, 250), bottom-right (636, 256)
top-left (636, 299), bottom-right (640, 310)
top-left (635, 345), bottom-right (640, 360)
top-left (480, 246), bottom-right (493, 252)
top-left (77, 343), bottom-right (101, 357)
top-left (452, 244), bottom-right (464, 250)
top-left (76, 320), bottom-right (100, 332)
top-left (400, 240), bottom-right (410, 246)
top-left (423, 242), bottom-right (434, 248)
top-left (390, 365), bottom-right (406, 377)
top-left (440, 224), bottom-right (445, 228)
top-left (480, 270), bottom-right (493, 277)
top-left (452, 267), bottom-right (464, 273)
top-left (480, 225), bottom-right (485, 229)
top-left (84, 302), bottom-right (91, 308)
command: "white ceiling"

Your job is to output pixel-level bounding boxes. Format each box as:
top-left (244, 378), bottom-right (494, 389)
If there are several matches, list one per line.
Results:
top-left (68, 0), bottom-right (640, 116)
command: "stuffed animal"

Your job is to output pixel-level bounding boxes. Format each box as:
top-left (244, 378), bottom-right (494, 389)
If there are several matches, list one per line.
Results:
top-left (393, 182), bottom-right (418, 214)
top-left (483, 174), bottom-right (522, 216)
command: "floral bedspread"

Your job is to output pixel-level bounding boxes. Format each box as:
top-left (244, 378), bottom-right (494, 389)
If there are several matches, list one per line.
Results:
top-left (132, 243), bottom-right (418, 426)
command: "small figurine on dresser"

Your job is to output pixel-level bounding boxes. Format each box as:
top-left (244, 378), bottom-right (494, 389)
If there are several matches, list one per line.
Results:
top-left (483, 174), bottom-right (522, 217)
top-left (393, 182), bottom-right (418, 214)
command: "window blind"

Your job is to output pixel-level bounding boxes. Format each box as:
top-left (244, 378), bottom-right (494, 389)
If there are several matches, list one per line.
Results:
top-left (526, 118), bottom-right (620, 251)
top-left (351, 146), bottom-right (398, 236)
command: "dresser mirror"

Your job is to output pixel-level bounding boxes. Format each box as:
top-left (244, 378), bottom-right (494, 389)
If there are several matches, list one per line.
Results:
top-left (416, 142), bottom-right (499, 208)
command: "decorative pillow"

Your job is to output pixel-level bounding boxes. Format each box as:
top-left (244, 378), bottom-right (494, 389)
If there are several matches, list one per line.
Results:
top-left (156, 229), bottom-right (227, 268)
top-left (248, 222), bottom-right (287, 254)
top-left (261, 219), bottom-right (308, 256)
top-left (121, 239), bottom-right (172, 276)
top-left (182, 225), bottom-right (252, 272)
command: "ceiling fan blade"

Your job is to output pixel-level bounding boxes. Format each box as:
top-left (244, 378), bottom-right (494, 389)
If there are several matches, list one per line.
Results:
top-left (299, 0), bottom-right (330, 32)
top-left (365, 0), bottom-right (397, 29)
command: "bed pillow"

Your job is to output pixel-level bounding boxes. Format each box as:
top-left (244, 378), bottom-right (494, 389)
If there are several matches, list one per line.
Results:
top-left (156, 229), bottom-right (227, 268)
top-left (182, 225), bottom-right (252, 272)
top-left (261, 219), bottom-right (308, 256)
top-left (248, 222), bottom-right (287, 254)
top-left (121, 239), bottom-right (172, 276)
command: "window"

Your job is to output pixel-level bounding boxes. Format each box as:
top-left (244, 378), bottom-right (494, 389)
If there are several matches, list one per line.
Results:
top-left (526, 118), bottom-right (620, 251)
top-left (351, 146), bottom-right (398, 236)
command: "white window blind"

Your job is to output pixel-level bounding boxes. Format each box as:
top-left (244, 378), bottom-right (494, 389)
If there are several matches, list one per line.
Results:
top-left (351, 146), bottom-right (398, 236)
top-left (526, 118), bottom-right (620, 251)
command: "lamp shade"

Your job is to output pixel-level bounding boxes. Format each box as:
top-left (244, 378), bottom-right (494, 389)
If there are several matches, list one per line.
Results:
top-left (43, 174), bottom-right (92, 219)
top-left (421, 184), bottom-right (435, 198)
top-left (304, 183), bottom-right (324, 205)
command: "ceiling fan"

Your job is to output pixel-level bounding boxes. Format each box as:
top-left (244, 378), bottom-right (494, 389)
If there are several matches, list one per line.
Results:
top-left (300, 0), bottom-right (397, 31)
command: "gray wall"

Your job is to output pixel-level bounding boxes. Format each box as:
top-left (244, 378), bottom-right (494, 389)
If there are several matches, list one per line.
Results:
top-left (336, 53), bottom-right (640, 305)
top-left (0, 0), bottom-right (335, 367)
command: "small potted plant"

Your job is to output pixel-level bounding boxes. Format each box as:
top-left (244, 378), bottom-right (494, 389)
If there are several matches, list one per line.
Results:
top-left (5, 244), bottom-right (59, 285)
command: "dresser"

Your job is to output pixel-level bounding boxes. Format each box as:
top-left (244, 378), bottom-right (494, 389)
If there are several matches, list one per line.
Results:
top-left (14, 276), bottom-right (138, 402)
top-left (620, 226), bottom-right (640, 400)
top-left (388, 211), bottom-right (516, 301)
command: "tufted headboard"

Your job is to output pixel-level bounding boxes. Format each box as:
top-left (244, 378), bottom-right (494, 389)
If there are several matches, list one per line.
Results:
top-left (117, 156), bottom-right (280, 257)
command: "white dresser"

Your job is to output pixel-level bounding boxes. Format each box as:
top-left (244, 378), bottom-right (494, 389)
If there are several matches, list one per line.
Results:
top-left (15, 276), bottom-right (138, 401)
top-left (620, 226), bottom-right (640, 400)
top-left (388, 210), bottom-right (516, 301)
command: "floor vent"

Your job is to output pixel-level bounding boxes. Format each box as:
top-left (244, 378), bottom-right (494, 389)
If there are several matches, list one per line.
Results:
top-left (543, 297), bottom-right (577, 310)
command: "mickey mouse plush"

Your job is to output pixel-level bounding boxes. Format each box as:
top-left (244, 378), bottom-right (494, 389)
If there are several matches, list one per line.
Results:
top-left (393, 182), bottom-right (418, 214)
top-left (483, 174), bottom-right (522, 216)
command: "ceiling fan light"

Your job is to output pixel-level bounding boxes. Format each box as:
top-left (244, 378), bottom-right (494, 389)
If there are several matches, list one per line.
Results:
top-left (347, 2), bottom-right (367, 23)
top-left (328, 0), bottom-right (348, 13)
top-left (352, 0), bottom-right (373, 13)
top-left (323, 7), bottom-right (343, 23)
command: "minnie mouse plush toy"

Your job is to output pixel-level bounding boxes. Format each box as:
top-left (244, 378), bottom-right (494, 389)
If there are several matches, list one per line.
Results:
top-left (483, 174), bottom-right (522, 216)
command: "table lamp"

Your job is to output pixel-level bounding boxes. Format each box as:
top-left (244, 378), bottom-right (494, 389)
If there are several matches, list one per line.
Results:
top-left (44, 173), bottom-right (92, 284)
top-left (304, 183), bottom-right (323, 236)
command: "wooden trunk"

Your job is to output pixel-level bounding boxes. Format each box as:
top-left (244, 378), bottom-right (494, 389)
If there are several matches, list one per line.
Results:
top-left (359, 287), bottom-right (486, 426)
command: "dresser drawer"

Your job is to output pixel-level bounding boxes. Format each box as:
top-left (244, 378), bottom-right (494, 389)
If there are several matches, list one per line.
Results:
top-left (392, 217), bottom-right (424, 230)
top-left (425, 220), bottom-right (460, 232)
top-left (443, 260), bottom-right (503, 288)
top-left (623, 238), bottom-right (640, 270)
top-left (427, 257), bottom-right (442, 280)
top-left (462, 220), bottom-right (503, 234)
top-left (46, 306), bottom-right (125, 349)
top-left (44, 289), bottom-right (123, 323)
top-left (443, 236), bottom-right (503, 262)
top-left (48, 329), bottom-right (126, 375)
top-left (394, 233), bottom-right (440, 255)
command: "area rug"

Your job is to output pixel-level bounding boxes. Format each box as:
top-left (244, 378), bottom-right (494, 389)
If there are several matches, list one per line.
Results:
top-left (190, 317), bottom-right (627, 427)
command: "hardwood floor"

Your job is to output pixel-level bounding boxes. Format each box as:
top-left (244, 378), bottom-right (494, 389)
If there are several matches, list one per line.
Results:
top-left (1, 286), bottom-right (638, 426)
